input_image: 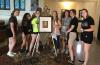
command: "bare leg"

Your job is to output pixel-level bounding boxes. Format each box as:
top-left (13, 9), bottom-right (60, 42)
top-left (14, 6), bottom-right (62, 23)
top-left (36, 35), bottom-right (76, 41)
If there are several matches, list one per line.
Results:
top-left (25, 34), bottom-right (30, 50)
top-left (61, 36), bottom-right (65, 53)
top-left (36, 34), bottom-right (40, 53)
top-left (27, 34), bottom-right (37, 55)
top-left (8, 37), bottom-right (12, 52)
top-left (83, 43), bottom-right (91, 65)
top-left (9, 37), bottom-right (16, 52)
top-left (68, 32), bottom-right (76, 61)
top-left (68, 42), bottom-right (74, 61)
top-left (21, 33), bottom-right (26, 49)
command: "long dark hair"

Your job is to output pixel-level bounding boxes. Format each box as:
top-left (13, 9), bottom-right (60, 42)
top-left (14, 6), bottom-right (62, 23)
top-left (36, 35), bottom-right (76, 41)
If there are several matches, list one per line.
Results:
top-left (53, 11), bottom-right (59, 23)
top-left (11, 9), bottom-right (20, 16)
top-left (70, 9), bottom-right (76, 15)
top-left (22, 13), bottom-right (31, 22)
top-left (62, 10), bottom-right (70, 18)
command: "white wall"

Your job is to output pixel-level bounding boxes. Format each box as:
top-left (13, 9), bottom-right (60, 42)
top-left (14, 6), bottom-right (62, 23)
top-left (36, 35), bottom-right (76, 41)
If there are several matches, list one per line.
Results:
top-left (44, 0), bottom-right (98, 38)
top-left (0, 0), bottom-right (44, 24)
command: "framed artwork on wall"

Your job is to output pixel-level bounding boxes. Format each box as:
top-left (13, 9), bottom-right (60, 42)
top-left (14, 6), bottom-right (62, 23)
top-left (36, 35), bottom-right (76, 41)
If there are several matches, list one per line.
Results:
top-left (31, 0), bottom-right (39, 11)
top-left (39, 17), bottom-right (52, 32)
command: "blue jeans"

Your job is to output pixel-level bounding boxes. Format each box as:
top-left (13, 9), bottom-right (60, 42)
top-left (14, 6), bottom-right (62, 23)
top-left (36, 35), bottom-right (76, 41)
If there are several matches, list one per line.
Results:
top-left (53, 35), bottom-right (60, 49)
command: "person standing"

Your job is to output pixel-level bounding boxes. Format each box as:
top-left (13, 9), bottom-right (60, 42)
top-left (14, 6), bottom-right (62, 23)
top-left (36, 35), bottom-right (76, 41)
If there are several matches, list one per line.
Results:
top-left (27, 10), bottom-right (40, 56)
top-left (61, 10), bottom-right (71, 53)
top-left (20, 13), bottom-right (31, 53)
top-left (81, 9), bottom-right (95, 65)
top-left (67, 9), bottom-right (78, 65)
top-left (52, 10), bottom-right (61, 54)
top-left (7, 9), bottom-right (20, 57)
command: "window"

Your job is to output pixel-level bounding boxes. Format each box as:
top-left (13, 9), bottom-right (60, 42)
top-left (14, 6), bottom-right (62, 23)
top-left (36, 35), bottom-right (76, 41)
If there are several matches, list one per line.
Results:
top-left (0, 0), bottom-right (10, 10)
top-left (14, 0), bottom-right (25, 11)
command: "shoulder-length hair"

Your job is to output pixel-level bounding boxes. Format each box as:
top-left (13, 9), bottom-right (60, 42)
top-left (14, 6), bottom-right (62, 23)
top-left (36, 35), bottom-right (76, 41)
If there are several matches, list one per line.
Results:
top-left (11, 9), bottom-right (20, 16)
top-left (82, 8), bottom-right (89, 17)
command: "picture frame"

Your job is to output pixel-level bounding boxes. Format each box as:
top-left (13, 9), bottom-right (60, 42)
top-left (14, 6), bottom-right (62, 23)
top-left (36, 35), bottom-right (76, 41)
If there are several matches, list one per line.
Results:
top-left (31, 0), bottom-right (39, 11)
top-left (39, 17), bottom-right (52, 32)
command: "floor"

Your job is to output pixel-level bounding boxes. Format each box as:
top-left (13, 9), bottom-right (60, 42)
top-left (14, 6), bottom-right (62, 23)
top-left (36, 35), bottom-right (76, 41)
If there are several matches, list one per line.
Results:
top-left (0, 40), bottom-right (100, 65)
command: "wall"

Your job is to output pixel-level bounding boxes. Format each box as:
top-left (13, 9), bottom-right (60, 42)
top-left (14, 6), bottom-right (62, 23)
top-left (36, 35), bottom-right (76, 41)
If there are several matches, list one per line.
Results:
top-left (44, 0), bottom-right (98, 38)
top-left (0, 0), bottom-right (44, 24)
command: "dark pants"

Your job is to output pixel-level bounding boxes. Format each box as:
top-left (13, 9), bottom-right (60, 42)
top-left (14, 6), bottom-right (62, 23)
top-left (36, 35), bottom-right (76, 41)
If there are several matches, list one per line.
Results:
top-left (53, 35), bottom-right (60, 49)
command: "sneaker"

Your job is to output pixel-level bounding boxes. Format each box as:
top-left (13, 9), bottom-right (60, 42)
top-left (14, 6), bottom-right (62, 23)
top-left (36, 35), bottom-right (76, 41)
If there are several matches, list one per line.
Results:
top-left (68, 59), bottom-right (74, 65)
top-left (19, 49), bottom-right (25, 53)
top-left (61, 49), bottom-right (65, 53)
top-left (7, 52), bottom-right (15, 57)
top-left (65, 49), bottom-right (68, 54)
top-left (12, 52), bottom-right (17, 55)
top-left (27, 52), bottom-right (31, 56)
top-left (57, 49), bottom-right (60, 54)
top-left (25, 50), bottom-right (29, 53)
top-left (36, 50), bottom-right (40, 54)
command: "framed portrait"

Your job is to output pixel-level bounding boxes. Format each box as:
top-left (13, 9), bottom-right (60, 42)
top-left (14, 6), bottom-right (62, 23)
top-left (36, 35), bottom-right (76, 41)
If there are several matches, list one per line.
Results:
top-left (31, 0), bottom-right (39, 11)
top-left (39, 17), bottom-right (52, 32)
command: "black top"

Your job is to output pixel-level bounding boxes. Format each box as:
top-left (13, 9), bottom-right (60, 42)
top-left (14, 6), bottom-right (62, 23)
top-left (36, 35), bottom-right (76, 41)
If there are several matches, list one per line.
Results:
top-left (8, 16), bottom-right (18, 32)
top-left (22, 20), bottom-right (31, 32)
top-left (69, 16), bottom-right (78, 32)
top-left (81, 16), bottom-right (94, 32)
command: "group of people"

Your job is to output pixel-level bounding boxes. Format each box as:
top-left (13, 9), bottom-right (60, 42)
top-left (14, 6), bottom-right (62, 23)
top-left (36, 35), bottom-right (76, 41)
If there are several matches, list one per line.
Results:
top-left (6, 7), bottom-right (94, 65)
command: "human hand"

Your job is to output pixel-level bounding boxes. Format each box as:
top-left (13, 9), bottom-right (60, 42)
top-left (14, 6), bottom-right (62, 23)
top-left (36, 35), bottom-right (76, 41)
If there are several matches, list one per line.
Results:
top-left (80, 29), bottom-right (84, 32)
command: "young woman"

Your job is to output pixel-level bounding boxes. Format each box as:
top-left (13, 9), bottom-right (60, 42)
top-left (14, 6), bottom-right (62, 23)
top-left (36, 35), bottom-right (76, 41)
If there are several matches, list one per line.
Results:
top-left (7, 9), bottom-right (20, 57)
top-left (61, 10), bottom-right (71, 53)
top-left (67, 9), bottom-right (78, 64)
top-left (52, 10), bottom-right (61, 54)
top-left (20, 13), bottom-right (31, 53)
top-left (81, 9), bottom-right (94, 65)
top-left (27, 10), bottom-right (40, 56)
